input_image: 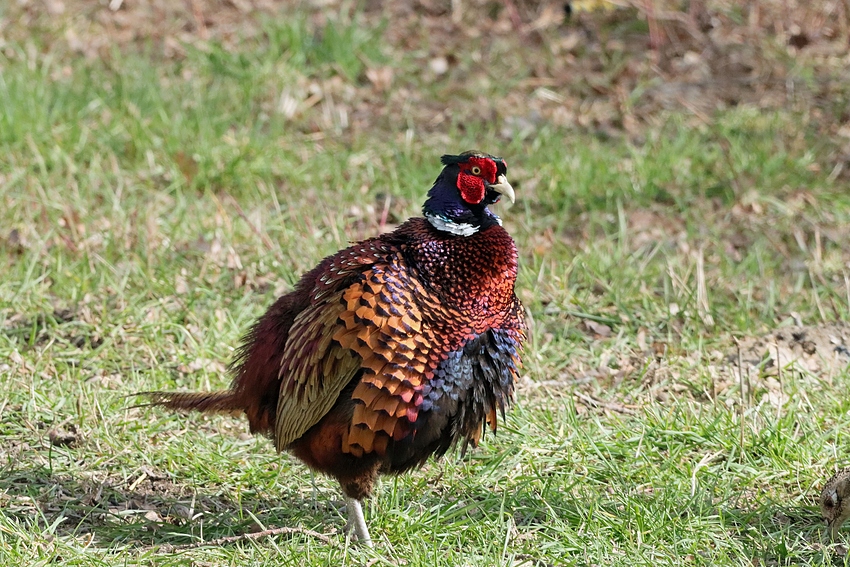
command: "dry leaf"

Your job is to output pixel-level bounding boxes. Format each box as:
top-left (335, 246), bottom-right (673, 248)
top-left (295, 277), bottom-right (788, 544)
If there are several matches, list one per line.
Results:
top-left (48, 426), bottom-right (79, 447)
top-left (583, 320), bottom-right (612, 338)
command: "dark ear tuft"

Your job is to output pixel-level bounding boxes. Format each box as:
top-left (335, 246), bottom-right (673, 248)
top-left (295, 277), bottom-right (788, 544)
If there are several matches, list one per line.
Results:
top-left (441, 150), bottom-right (487, 166)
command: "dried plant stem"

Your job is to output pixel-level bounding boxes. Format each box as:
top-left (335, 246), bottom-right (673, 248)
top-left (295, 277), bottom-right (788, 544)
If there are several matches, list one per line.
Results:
top-left (156, 526), bottom-right (333, 552)
top-left (696, 247), bottom-right (714, 327)
top-left (644, 0), bottom-right (663, 49)
top-left (735, 338), bottom-right (746, 459)
top-left (775, 345), bottom-right (782, 421)
top-left (223, 194), bottom-right (285, 263)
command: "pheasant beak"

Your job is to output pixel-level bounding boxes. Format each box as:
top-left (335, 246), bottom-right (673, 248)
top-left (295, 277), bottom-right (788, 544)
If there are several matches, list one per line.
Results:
top-left (488, 174), bottom-right (515, 204)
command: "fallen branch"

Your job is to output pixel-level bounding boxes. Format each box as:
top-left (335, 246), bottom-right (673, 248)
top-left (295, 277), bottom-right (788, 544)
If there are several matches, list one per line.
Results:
top-left (157, 526), bottom-right (333, 552)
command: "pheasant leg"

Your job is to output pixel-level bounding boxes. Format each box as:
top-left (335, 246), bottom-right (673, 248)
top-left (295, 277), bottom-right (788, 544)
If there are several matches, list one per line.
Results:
top-left (344, 496), bottom-right (373, 547)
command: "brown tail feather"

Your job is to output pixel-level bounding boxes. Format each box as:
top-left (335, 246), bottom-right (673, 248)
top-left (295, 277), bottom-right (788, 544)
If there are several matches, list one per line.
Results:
top-left (138, 391), bottom-right (243, 414)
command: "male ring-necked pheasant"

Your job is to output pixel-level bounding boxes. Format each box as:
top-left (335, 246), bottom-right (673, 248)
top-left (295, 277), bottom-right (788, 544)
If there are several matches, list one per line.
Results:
top-left (144, 151), bottom-right (525, 546)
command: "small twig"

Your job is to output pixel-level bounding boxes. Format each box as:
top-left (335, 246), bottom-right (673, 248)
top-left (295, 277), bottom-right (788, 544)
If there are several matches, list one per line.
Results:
top-left (573, 391), bottom-right (638, 415)
top-left (156, 526), bottom-right (333, 552)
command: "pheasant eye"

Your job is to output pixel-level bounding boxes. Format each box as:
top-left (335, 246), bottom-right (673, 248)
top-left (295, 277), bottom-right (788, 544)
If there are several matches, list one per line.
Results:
top-left (471, 166), bottom-right (481, 175)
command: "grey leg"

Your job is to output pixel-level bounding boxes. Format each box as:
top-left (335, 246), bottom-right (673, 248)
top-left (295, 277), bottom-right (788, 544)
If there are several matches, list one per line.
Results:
top-left (310, 471), bottom-right (318, 510)
top-left (344, 496), bottom-right (373, 548)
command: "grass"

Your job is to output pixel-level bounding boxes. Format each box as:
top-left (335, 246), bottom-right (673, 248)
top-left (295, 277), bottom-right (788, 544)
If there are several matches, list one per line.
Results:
top-left (2, 3), bottom-right (850, 566)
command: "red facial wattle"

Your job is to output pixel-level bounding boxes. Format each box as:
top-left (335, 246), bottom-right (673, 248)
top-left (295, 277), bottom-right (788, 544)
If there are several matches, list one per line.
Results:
top-left (456, 157), bottom-right (498, 204)
top-left (457, 171), bottom-right (486, 204)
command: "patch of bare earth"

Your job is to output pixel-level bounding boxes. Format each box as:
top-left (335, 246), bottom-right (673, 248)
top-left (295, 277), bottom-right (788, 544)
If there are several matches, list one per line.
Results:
top-left (721, 323), bottom-right (850, 403)
top-left (521, 322), bottom-right (850, 416)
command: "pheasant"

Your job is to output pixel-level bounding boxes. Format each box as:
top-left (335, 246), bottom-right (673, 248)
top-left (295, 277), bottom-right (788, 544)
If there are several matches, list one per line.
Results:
top-left (143, 151), bottom-right (525, 546)
top-left (821, 468), bottom-right (850, 539)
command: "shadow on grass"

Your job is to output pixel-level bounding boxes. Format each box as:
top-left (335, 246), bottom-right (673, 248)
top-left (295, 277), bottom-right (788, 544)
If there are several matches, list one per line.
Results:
top-left (0, 463), bottom-right (340, 549)
top-left (1, 459), bottom-right (843, 564)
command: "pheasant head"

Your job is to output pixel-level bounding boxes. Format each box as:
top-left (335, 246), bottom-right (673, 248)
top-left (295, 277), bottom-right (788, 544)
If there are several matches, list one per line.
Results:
top-left (821, 468), bottom-right (850, 539)
top-left (423, 151), bottom-right (515, 236)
